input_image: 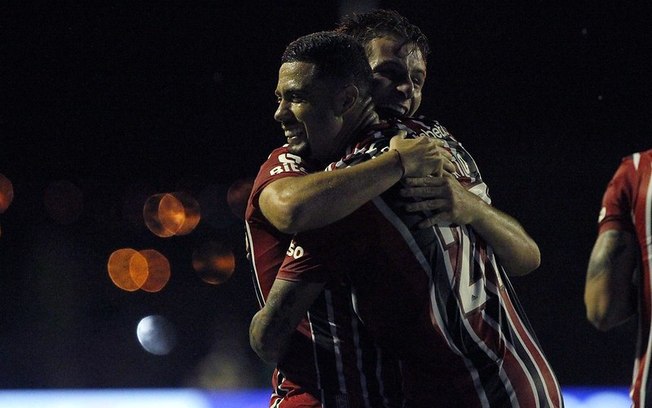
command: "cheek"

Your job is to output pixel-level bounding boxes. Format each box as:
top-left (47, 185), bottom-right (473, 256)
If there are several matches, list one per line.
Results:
top-left (410, 92), bottom-right (423, 113)
top-left (372, 78), bottom-right (390, 93)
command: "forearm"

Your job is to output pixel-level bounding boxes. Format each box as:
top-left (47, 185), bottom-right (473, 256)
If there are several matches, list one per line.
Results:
top-left (261, 151), bottom-right (403, 233)
top-left (249, 279), bottom-right (325, 363)
top-left (584, 230), bottom-right (638, 330)
top-left (468, 199), bottom-right (540, 276)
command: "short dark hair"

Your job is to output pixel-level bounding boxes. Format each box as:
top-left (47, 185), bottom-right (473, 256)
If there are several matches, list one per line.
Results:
top-left (281, 31), bottom-right (372, 94)
top-left (335, 9), bottom-right (430, 64)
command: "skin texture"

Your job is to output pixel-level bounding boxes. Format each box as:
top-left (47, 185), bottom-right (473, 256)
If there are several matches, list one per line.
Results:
top-left (584, 229), bottom-right (639, 331)
top-left (251, 279), bottom-right (325, 363)
top-left (367, 36), bottom-right (426, 118)
top-left (400, 175), bottom-right (541, 276)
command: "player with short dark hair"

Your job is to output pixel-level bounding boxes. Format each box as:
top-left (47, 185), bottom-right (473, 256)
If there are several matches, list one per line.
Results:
top-left (246, 30), bottom-right (446, 407)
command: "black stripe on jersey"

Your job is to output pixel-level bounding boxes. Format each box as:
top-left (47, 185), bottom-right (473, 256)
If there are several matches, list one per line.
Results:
top-left (307, 286), bottom-right (402, 407)
top-left (496, 270), bottom-right (561, 407)
top-left (307, 291), bottom-right (343, 394)
top-left (438, 276), bottom-right (513, 407)
top-left (431, 227), bottom-right (514, 407)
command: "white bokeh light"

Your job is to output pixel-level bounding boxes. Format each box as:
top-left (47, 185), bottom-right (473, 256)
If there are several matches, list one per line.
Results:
top-left (136, 315), bottom-right (177, 356)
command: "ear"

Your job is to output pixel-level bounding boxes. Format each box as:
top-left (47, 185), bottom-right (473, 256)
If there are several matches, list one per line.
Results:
top-left (335, 84), bottom-right (359, 115)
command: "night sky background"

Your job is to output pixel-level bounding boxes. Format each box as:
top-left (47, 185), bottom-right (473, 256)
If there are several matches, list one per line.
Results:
top-left (1, 0), bottom-right (650, 391)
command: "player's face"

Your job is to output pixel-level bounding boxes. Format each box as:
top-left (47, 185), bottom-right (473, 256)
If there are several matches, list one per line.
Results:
top-left (367, 36), bottom-right (426, 118)
top-left (274, 61), bottom-right (346, 163)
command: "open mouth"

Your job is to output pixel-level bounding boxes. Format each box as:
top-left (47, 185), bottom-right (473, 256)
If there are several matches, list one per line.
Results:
top-left (377, 104), bottom-right (408, 118)
top-left (282, 125), bottom-right (306, 145)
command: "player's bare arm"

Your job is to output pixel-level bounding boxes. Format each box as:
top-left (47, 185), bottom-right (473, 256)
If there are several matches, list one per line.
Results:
top-left (260, 134), bottom-right (449, 234)
top-left (249, 279), bottom-right (325, 364)
top-left (584, 229), bottom-right (639, 331)
top-left (400, 173), bottom-right (540, 276)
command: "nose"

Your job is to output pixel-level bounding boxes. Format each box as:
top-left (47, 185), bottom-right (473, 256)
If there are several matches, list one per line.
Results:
top-left (274, 99), bottom-right (290, 122)
top-left (396, 78), bottom-right (414, 99)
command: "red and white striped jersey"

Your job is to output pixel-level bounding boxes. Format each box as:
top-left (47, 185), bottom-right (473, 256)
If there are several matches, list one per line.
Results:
top-left (279, 116), bottom-right (564, 407)
top-left (598, 149), bottom-right (652, 408)
top-left (245, 146), bottom-right (404, 408)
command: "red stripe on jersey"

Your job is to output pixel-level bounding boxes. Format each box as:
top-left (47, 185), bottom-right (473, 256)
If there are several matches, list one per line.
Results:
top-left (497, 279), bottom-right (564, 407)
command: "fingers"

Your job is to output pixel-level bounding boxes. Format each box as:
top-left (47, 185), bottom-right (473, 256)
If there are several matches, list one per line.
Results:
top-left (403, 198), bottom-right (448, 212)
top-left (443, 160), bottom-right (456, 173)
top-left (388, 130), bottom-right (409, 144)
top-left (402, 177), bottom-right (446, 187)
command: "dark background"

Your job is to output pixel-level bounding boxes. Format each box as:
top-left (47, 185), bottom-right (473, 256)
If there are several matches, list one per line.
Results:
top-left (0, 0), bottom-right (649, 390)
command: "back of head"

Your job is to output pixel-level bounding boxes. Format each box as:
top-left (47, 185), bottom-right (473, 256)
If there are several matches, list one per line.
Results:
top-left (335, 9), bottom-right (430, 64)
top-left (282, 31), bottom-right (372, 95)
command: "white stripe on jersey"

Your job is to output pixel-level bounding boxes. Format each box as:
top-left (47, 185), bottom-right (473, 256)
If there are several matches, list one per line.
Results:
top-left (370, 196), bottom-right (433, 275)
top-left (487, 248), bottom-right (562, 407)
top-left (245, 221), bottom-right (266, 307)
top-left (351, 313), bottom-right (372, 408)
top-left (324, 289), bottom-right (347, 394)
top-left (306, 311), bottom-right (323, 390)
top-left (375, 346), bottom-right (390, 408)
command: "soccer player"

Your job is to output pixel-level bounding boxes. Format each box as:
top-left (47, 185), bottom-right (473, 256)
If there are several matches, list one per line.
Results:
top-left (585, 149), bottom-right (652, 408)
top-left (246, 31), bottom-right (448, 407)
top-left (251, 10), bottom-right (564, 408)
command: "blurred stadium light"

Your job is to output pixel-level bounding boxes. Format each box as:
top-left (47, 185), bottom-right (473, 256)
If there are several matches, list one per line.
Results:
top-left (0, 387), bottom-right (631, 408)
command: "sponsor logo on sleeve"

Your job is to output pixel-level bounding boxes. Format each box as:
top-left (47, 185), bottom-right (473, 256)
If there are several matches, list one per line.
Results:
top-left (270, 153), bottom-right (306, 175)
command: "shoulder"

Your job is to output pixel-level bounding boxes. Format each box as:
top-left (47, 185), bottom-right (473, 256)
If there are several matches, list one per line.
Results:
top-left (396, 116), bottom-right (458, 142)
top-left (247, 146), bottom-right (316, 216)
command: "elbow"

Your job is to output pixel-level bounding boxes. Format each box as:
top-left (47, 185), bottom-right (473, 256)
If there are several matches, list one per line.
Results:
top-left (266, 195), bottom-right (306, 234)
top-left (583, 288), bottom-right (610, 330)
top-left (249, 313), bottom-right (282, 364)
top-left (506, 243), bottom-right (541, 277)
top-left (585, 308), bottom-right (616, 332)
top-left (250, 336), bottom-right (280, 364)
top-left (521, 243), bottom-right (541, 275)
top-left (584, 289), bottom-right (631, 331)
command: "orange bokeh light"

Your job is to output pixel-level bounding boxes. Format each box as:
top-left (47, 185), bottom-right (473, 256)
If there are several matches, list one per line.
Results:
top-left (159, 193), bottom-right (185, 235)
top-left (192, 241), bottom-right (236, 285)
top-left (139, 249), bottom-right (171, 293)
top-left (108, 248), bottom-right (171, 292)
top-left (0, 173), bottom-right (14, 214)
top-left (108, 248), bottom-right (148, 292)
top-left (169, 191), bottom-right (200, 236)
top-left (143, 192), bottom-right (201, 238)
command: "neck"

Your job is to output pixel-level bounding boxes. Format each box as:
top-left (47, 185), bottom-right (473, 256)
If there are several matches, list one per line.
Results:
top-left (319, 97), bottom-right (380, 166)
top-left (350, 96), bottom-right (380, 140)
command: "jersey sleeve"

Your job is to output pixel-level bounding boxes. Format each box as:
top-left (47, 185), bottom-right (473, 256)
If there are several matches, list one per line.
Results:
top-left (246, 146), bottom-right (316, 221)
top-left (277, 220), bottom-right (350, 283)
top-left (598, 156), bottom-right (636, 234)
top-left (278, 234), bottom-right (332, 284)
